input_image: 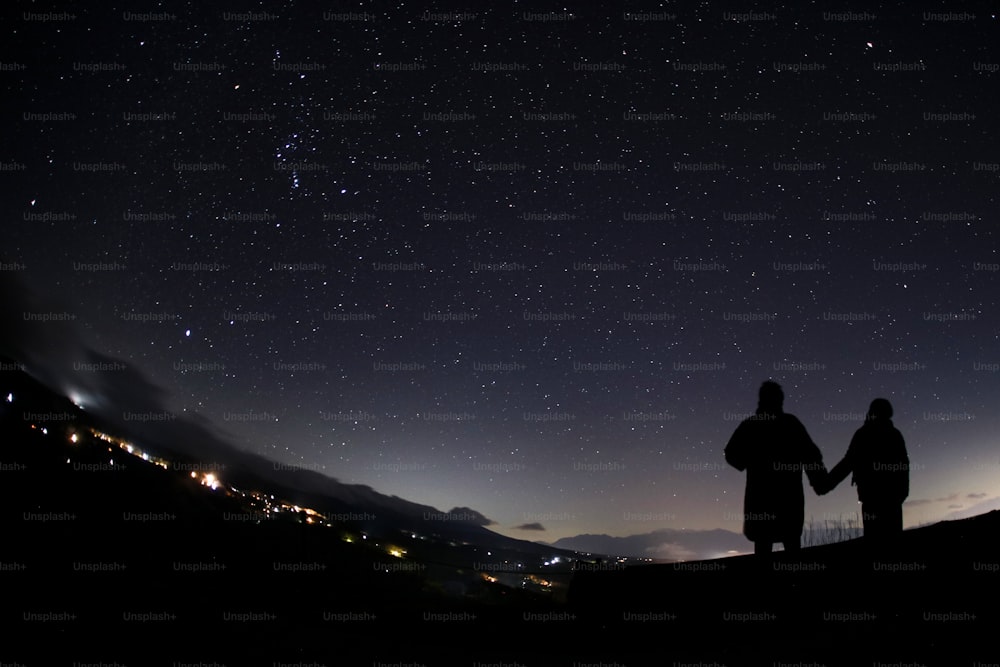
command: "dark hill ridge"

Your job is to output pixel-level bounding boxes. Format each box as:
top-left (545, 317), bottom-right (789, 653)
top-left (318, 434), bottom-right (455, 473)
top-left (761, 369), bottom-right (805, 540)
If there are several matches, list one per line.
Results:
top-left (0, 359), bottom-right (573, 558)
top-left (1, 359), bottom-right (576, 659)
top-left (2, 359), bottom-right (996, 662)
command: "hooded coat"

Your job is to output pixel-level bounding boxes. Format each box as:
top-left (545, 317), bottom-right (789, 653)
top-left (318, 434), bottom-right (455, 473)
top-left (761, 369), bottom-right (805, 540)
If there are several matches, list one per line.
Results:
top-left (725, 409), bottom-right (826, 543)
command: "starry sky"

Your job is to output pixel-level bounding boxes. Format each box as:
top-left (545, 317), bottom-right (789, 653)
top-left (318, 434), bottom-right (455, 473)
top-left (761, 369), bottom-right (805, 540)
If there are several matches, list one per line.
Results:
top-left (3, 3), bottom-right (998, 543)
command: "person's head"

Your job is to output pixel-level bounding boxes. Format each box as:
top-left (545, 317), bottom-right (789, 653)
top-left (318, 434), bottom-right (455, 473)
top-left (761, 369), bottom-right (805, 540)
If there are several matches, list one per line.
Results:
top-left (758, 381), bottom-right (784, 413)
top-left (867, 398), bottom-right (893, 421)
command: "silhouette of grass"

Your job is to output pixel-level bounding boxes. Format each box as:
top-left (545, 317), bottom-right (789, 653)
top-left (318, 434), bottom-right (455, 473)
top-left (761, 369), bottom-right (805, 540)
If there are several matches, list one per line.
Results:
top-left (802, 512), bottom-right (863, 547)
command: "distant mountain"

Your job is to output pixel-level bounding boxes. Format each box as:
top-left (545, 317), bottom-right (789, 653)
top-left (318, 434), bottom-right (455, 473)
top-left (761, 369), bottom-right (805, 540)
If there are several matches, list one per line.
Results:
top-left (550, 527), bottom-right (750, 561)
top-left (0, 357), bottom-right (572, 560)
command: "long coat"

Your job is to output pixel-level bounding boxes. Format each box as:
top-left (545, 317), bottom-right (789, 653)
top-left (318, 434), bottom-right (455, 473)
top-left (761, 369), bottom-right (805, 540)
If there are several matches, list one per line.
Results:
top-left (725, 410), bottom-right (826, 542)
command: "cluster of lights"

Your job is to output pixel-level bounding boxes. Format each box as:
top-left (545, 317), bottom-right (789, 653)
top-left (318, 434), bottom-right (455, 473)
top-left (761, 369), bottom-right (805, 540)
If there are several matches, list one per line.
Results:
top-left (233, 487), bottom-right (335, 528)
top-left (19, 411), bottom-right (338, 530)
top-left (190, 471), bottom-right (221, 490)
top-left (90, 428), bottom-right (169, 470)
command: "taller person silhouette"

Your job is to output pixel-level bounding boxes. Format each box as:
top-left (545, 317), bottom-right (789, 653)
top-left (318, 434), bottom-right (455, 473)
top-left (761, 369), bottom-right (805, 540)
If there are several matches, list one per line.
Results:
top-left (725, 381), bottom-right (829, 556)
top-left (822, 398), bottom-right (909, 541)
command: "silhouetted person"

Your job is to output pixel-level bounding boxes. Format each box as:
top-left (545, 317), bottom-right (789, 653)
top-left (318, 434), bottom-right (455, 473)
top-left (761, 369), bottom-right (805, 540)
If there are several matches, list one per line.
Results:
top-left (725, 381), bottom-right (828, 556)
top-left (823, 398), bottom-right (908, 541)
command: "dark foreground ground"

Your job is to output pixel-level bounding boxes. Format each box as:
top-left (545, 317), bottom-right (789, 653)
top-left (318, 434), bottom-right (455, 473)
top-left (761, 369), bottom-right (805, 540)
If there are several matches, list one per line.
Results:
top-left (569, 512), bottom-right (1000, 664)
top-left (6, 448), bottom-right (997, 666)
top-left (5, 509), bottom-right (998, 665)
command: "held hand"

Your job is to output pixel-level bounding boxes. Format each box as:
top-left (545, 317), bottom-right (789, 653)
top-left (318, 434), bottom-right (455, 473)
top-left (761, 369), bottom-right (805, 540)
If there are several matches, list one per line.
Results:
top-left (812, 473), bottom-right (834, 496)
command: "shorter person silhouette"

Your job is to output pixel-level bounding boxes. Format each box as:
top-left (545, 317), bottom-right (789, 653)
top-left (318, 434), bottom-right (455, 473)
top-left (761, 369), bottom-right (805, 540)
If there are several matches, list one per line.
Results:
top-left (823, 398), bottom-right (909, 541)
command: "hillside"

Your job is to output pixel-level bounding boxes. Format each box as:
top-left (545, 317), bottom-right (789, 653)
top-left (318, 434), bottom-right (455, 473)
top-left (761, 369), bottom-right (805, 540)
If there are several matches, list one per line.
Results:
top-left (2, 361), bottom-right (995, 663)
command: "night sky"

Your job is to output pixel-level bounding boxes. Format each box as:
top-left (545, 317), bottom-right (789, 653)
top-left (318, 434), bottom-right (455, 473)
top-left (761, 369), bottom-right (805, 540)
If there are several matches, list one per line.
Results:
top-left (3, 3), bottom-right (998, 545)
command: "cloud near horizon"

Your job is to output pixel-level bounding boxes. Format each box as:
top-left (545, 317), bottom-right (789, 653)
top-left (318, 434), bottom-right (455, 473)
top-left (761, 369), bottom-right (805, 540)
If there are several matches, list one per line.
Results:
top-left (906, 492), bottom-right (963, 507)
top-left (513, 522), bottom-right (545, 531)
